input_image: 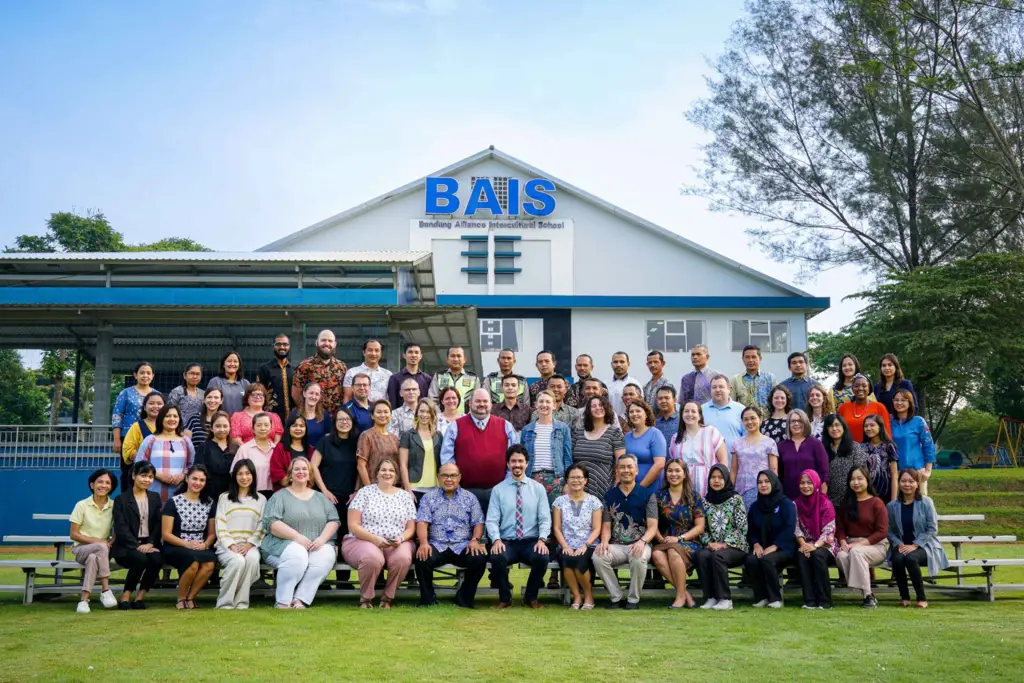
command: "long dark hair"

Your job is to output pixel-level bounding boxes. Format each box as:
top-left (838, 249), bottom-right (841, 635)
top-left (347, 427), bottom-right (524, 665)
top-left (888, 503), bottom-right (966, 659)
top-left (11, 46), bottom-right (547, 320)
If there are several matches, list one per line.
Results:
top-left (155, 404), bottom-right (184, 437)
top-left (174, 463), bottom-right (212, 503)
top-left (823, 414), bottom-right (854, 461)
top-left (841, 465), bottom-right (876, 523)
top-left (660, 458), bottom-right (695, 508)
top-left (218, 350), bottom-right (243, 379)
top-left (583, 396), bottom-right (615, 431)
top-left (675, 400), bottom-right (706, 442)
top-left (284, 412), bottom-right (308, 451)
top-left (332, 406), bottom-right (360, 441)
top-left (227, 459), bottom-right (258, 503)
top-left (861, 414), bottom-right (892, 445)
top-left (833, 354), bottom-right (863, 391)
top-left (880, 353), bottom-right (906, 384)
top-left (136, 391), bottom-right (165, 422)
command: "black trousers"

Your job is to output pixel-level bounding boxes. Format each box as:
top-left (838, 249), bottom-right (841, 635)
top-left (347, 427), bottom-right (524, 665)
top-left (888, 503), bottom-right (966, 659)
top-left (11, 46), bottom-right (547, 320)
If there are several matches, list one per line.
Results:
top-left (415, 547), bottom-right (488, 606)
top-left (331, 491), bottom-right (353, 582)
top-left (795, 547), bottom-right (834, 606)
top-left (694, 547), bottom-right (746, 600)
top-left (891, 547), bottom-right (929, 601)
top-left (489, 538), bottom-right (548, 603)
top-left (744, 550), bottom-right (791, 603)
top-left (113, 546), bottom-right (163, 593)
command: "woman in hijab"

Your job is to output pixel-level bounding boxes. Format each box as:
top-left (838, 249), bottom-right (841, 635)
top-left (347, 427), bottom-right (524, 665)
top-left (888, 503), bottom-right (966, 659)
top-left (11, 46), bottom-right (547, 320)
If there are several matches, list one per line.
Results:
top-left (744, 470), bottom-right (796, 608)
top-left (794, 469), bottom-right (838, 610)
top-left (695, 464), bottom-right (748, 611)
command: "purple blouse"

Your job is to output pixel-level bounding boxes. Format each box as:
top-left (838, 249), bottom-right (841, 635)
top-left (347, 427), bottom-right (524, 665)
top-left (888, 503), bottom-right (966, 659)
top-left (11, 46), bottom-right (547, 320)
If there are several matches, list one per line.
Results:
top-left (776, 438), bottom-right (829, 500)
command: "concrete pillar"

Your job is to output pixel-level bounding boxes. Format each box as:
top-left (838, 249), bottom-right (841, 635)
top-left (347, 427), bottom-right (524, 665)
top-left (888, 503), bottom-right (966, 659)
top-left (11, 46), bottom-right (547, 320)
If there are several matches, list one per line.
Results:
top-left (93, 325), bottom-right (113, 434)
top-left (386, 330), bottom-right (402, 372)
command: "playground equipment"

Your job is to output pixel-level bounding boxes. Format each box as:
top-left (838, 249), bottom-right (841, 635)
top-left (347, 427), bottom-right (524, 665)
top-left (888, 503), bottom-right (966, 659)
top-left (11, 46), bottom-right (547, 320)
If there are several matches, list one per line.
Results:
top-left (977, 417), bottom-right (1022, 467)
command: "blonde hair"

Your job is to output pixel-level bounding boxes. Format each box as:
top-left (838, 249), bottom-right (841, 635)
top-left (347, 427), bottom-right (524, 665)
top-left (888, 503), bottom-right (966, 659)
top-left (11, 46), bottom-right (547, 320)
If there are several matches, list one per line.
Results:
top-left (413, 399), bottom-right (438, 433)
top-left (806, 383), bottom-right (835, 418)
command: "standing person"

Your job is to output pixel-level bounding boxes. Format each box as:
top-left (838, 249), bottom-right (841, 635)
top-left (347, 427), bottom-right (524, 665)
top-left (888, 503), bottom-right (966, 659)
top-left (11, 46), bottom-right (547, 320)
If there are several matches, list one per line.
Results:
top-left (136, 405), bottom-right (195, 505)
top-left (730, 406), bottom-right (779, 509)
top-left (343, 339), bottom-right (392, 403)
top-left (625, 399), bottom-right (667, 489)
top-left (195, 411), bottom-right (235, 504)
top-left (887, 469), bottom-right (949, 608)
top-left (776, 409), bottom-right (829, 501)
top-left (593, 454), bottom-right (658, 610)
top-left (529, 350), bottom-right (558, 404)
top-left (701, 374), bottom-right (746, 446)
top-left (832, 354), bottom-right (867, 406)
top-left (270, 414), bottom-right (312, 492)
top-left (838, 374), bottom-right (891, 442)
top-left (484, 348), bottom-right (530, 408)
top-left (552, 463), bottom-right (603, 610)
top-left (310, 406), bottom-right (360, 587)
top-left (207, 351), bottom-right (249, 416)
top-left (565, 354), bottom-right (601, 408)
top-left (780, 352), bottom-right (814, 410)
top-left (256, 333), bottom-right (295, 422)
top-left (653, 386), bottom-right (680, 444)
top-left (616, 383), bottom-right (644, 432)
top-left (184, 389), bottom-right (223, 451)
top-left (794, 469), bottom-right (838, 610)
top-left (167, 364), bottom-right (205, 426)
top-left (824, 414), bottom-right (870, 509)
top-left (343, 458), bottom-right (417, 609)
top-left (291, 329), bottom-right (348, 417)
top-left (874, 353), bottom-right (918, 415)
top-left (428, 346), bottom-right (479, 414)
top-left (607, 351), bottom-right (641, 416)
top-left (232, 413), bottom-right (277, 499)
top-left (890, 390), bottom-right (937, 495)
top-left (642, 351), bottom-right (674, 406)
top-left (678, 345), bottom-right (718, 405)
top-left (491, 374), bottom-right (531, 433)
top-left (70, 469), bottom-right (119, 613)
top-left (486, 445), bottom-right (552, 609)
top-left (696, 465), bottom-right (748, 610)
top-left (289, 382), bottom-right (329, 449)
top-left (521, 391), bottom-right (573, 503)
top-left (744, 471), bottom-right (796, 609)
top-left (730, 345), bottom-right (777, 413)
top-left (806, 384), bottom-right (835, 439)
top-left (386, 342), bottom-right (432, 410)
top-left (230, 384), bottom-right (284, 446)
top-left (356, 400), bottom-right (400, 487)
top-left (436, 386), bottom-right (463, 437)
top-left (343, 374), bottom-right (374, 432)
top-left (414, 462), bottom-right (488, 608)
top-left (836, 466), bottom-right (890, 609)
top-left (760, 386), bottom-right (792, 443)
top-left (261, 457), bottom-right (340, 609)
top-left (651, 460), bottom-right (705, 610)
top-left (439, 388), bottom-right (518, 513)
top-left (399, 399), bottom-right (443, 497)
top-left (161, 465), bottom-right (217, 610)
top-left (667, 401), bottom-right (727, 498)
top-left (572, 396), bottom-right (626, 498)
top-left (862, 414), bottom-right (899, 502)
top-left (112, 362), bottom-right (156, 492)
top-left (214, 459), bottom-right (266, 610)
top-left (119, 392), bottom-right (164, 493)
top-left (387, 378), bottom-right (421, 437)
top-left (532, 375), bottom-right (580, 428)
top-left (111, 462), bottom-right (163, 609)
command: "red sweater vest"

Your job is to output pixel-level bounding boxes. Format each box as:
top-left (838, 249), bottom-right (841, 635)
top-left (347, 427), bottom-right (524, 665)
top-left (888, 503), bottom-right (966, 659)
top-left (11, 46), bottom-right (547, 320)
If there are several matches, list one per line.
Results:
top-left (453, 414), bottom-right (510, 489)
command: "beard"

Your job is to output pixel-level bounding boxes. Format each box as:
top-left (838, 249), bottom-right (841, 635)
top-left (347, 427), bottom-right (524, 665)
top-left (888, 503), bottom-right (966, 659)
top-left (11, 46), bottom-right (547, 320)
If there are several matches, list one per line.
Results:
top-left (316, 348), bottom-right (333, 360)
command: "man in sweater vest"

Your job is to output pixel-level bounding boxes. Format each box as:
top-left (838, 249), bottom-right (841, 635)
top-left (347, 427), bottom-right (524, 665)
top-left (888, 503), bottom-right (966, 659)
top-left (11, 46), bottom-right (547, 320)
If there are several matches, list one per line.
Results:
top-left (440, 388), bottom-right (519, 515)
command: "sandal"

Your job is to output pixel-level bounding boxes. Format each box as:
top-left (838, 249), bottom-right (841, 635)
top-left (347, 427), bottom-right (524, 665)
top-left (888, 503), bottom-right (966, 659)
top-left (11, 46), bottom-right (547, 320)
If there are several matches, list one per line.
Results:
top-left (570, 601), bottom-right (582, 610)
top-left (359, 600), bottom-right (373, 609)
top-left (379, 600), bottom-right (392, 610)
top-left (175, 600), bottom-right (188, 610)
top-left (186, 599), bottom-right (198, 610)
top-left (898, 600), bottom-right (911, 608)
top-left (275, 602), bottom-right (292, 609)
top-left (581, 602), bottom-right (595, 611)
top-left (916, 601), bottom-right (928, 609)
top-left (290, 600), bottom-right (306, 610)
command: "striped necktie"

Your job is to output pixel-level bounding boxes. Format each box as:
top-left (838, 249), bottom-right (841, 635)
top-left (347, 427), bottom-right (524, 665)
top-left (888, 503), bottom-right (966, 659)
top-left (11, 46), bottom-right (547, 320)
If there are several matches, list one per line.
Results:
top-left (515, 480), bottom-right (525, 539)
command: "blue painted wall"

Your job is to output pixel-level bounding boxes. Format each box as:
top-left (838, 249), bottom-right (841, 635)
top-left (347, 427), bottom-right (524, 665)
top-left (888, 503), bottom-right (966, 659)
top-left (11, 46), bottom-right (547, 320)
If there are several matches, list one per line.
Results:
top-left (0, 463), bottom-right (119, 539)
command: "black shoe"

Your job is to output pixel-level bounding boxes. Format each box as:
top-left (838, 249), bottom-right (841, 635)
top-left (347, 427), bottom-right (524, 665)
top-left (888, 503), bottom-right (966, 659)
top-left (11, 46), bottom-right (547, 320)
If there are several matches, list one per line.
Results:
top-left (130, 601), bottom-right (146, 610)
top-left (861, 595), bottom-right (878, 609)
top-left (605, 599), bottom-right (623, 609)
top-left (801, 603), bottom-right (818, 610)
top-left (623, 601), bottom-right (639, 610)
top-left (416, 600), bottom-right (438, 608)
top-left (453, 597), bottom-right (475, 610)
top-left (118, 601), bottom-right (132, 611)
top-left (819, 602), bottom-right (833, 611)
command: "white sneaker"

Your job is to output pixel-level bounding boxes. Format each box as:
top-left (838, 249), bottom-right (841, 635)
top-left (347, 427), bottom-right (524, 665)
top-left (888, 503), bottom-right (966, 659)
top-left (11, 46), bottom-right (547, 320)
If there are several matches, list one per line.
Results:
top-left (99, 590), bottom-right (117, 609)
top-left (767, 601), bottom-right (784, 609)
top-left (752, 599), bottom-right (768, 608)
top-left (76, 600), bottom-right (90, 614)
top-left (712, 599), bottom-right (733, 610)
top-left (700, 598), bottom-right (719, 609)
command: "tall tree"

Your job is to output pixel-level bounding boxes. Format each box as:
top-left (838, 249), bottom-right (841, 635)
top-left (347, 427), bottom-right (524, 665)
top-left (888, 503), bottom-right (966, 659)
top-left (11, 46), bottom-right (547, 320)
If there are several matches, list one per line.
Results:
top-left (0, 350), bottom-right (49, 425)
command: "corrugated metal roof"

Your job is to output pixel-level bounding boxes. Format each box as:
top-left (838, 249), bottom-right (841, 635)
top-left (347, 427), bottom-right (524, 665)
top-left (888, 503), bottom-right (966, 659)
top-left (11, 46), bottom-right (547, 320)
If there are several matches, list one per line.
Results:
top-left (0, 251), bottom-right (432, 265)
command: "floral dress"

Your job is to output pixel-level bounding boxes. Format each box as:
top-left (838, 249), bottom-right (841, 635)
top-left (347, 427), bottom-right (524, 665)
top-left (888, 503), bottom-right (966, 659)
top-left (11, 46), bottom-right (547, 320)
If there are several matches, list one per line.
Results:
top-left (552, 494), bottom-right (603, 549)
top-left (699, 495), bottom-right (749, 552)
top-left (862, 441), bottom-right (898, 502)
top-left (760, 417), bottom-right (787, 443)
top-left (655, 489), bottom-right (706, 559)
top-left (826, 443), bottom-right (869, 509)
top-left (730, 436), bottom-right (779, 509)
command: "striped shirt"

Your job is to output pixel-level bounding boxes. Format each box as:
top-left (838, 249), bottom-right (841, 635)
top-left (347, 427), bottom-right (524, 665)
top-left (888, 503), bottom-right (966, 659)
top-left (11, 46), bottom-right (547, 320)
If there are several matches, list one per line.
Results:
top-left (215, 492), bottom-right (267, 550)
top-left (532, 423), bottom-right (554, 471)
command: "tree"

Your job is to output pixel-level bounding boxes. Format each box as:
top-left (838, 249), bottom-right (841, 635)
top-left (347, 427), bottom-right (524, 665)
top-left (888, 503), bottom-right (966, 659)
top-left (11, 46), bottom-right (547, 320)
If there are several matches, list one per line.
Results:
top-left (128, 237), bottom-right (211, 252)
top-left (938, 408), bottom-right (1002, 455)
top-left (0, 350), bottom-right (49, 425)
top-left (686, 0), bottom-right (1024, 279)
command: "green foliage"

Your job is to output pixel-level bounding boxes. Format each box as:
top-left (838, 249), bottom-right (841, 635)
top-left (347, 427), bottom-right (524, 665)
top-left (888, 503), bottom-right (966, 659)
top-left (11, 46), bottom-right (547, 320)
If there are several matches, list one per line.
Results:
top-left (0, 350), bottom-right (49, 425)
top-left (939, 409), bottom-right (1002, 456)
top-left (127, 237), bottom-right (211, 252)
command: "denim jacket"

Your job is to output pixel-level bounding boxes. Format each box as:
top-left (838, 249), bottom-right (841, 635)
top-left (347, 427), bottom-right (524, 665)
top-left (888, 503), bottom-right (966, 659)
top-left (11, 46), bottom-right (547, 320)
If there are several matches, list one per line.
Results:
top-left (521, 421), bottom-right (573, 477)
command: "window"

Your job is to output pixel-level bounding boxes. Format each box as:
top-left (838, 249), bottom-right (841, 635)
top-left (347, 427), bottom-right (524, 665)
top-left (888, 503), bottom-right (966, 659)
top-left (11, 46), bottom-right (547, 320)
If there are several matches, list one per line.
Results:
top-left (467, 256), bottom-right (487, 269)
top-left (480, 319), bottom-right (523, 352)
top-left (646, 319), bottom-right (705, 353)
top-left (467, 272), bottom-right (487, 285)
top-left (731, 320), bottom-right (789, 353)
top-left (494, 272), bottom-right (515, 285)
top-left (469, 176), bottom-right (510, 213)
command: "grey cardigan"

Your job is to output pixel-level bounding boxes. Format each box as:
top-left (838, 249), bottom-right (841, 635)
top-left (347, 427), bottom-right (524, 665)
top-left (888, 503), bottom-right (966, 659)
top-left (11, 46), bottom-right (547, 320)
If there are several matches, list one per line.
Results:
top-left (886, 495), bottom-right (950, 577)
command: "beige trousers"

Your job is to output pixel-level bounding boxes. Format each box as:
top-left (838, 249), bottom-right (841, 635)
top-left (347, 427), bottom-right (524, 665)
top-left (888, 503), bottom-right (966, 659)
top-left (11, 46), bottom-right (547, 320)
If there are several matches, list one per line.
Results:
top-left (836, 538), bottom-right (888, 595)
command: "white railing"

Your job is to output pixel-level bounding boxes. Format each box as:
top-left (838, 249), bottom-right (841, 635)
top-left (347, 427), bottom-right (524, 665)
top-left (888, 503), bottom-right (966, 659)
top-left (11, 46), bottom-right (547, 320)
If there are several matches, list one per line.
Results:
top-left (0, 424), bottom-right (118, 469)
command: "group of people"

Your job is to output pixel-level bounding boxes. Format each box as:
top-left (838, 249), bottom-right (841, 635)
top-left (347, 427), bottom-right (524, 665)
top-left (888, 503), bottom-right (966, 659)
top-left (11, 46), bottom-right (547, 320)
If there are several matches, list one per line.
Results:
top-left (81, 335), bottom-right (944, 611)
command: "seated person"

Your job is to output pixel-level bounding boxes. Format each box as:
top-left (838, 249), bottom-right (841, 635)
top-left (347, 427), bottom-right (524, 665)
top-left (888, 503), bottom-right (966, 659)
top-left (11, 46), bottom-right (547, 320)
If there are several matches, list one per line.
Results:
top-left (795, 469), bottom-right (838, 610)
top-left (214, 459), bottom-right (267, 609)
top-left (592, 454), bottom-right (657, 610)
top-left (887, 468), bottom-right (948, 609)
top-left (112, 461), bottom-right (163, 609)
top-left (485, 445), bottom-right (551, 609)
top-left (651, 459), bottom-right (706, 609)
top-left (161, 465), bottom-right (218, 610)
top-left (414, 462), bottom-right (488, 608)
top-left (552, 464), bottom-right (603, 610)
top-left (695, 465), bottom-right (748, 610)
top-left (836, 466), bottom-right (890, 609)
top-left (70, 469), bottom-right (119, 613)
top-left (744, 470), bottom-right (796, 608)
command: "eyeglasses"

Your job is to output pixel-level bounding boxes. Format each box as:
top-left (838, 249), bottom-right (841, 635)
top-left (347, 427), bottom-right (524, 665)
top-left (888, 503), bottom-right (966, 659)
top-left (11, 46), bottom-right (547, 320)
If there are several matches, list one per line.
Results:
top-left (274, 342), bottom-right (290, 347)
top-left (566, 476), bottom-right (586, 481)
top-left (438, 473), bottom-right (460, 480)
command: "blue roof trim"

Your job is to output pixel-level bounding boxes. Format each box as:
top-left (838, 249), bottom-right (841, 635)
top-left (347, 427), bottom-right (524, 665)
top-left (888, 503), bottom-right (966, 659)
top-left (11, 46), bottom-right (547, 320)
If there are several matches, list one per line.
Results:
top-left (460, 235), bottom-right (488, 241)
top-left (493, 268), bottom-right (522, 274)
top-left (494, 236), bottom-right (522, 241)
top-left (0, 287), bottom-right (399, 307)
top-left (460, 268), bottom-right (488, 274)
top-left (437, 295), bottom-right (830, 309)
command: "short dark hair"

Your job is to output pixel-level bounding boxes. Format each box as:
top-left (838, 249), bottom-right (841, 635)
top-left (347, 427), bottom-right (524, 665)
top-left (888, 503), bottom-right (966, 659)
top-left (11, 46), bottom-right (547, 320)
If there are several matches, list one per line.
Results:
top-left (228, 459), bottom-right (258, 503)
top-left (897, 468), bottom-right (923, 503)
top-left (242, 383), bottom-right (266, 407)
top-left (274, 333), bottom-right (290, 342)
top-left (893, 388), bottom-right (917, 418)
top-left (133, 362), bottom-right (154, 374)
top-left (582, 376), bottom-right (603, 388)
top-left (536, 350), bottom-right (554, 362)
top-left (499, 348), bottom-right (516, 356)
top-left (501, 374), bottom-right (520, 386)
top-left (183, 363), bottom-right (202, 375)
top-left (332, 405), bottom-right (360, 440)
top-left (403, 342), bottom-right (421, 353)
top-left (363, 339), bottom-right (382, 351)
top-left (506, 443), bottom-right (530, 463)
top-left (742, 345), bottom-right (761, 358)
top-left (566, 463), bottom-right (589, 481)
top-left (351, 373), bottom-right (371, 386)
top-left (137, 391), bottom-right (165, 421)
top-left (87, 468), bottom-right (118, 492)
top-left (656, 385), bottom-right (677, 400)
top-left (612, 351), bottom-right (630, 362)
top-left (787, 351), bottom-right (808, 367)
top-left (647, 350), bottom-right (664, 362)
top-left (547, 374), bottom-right (567, 385)
top-left (155, 404), bottom-right (184, 436)
top-left (576, 354), bottom-right (593, 363)
top-left (131, 460), bottom-right (156, 480)
top-left (250, 412), bottom-right (274, 432)
top-left (174, 463), bottom-right (212, 503)
top-left (371, 399), bottom-right (392, 414)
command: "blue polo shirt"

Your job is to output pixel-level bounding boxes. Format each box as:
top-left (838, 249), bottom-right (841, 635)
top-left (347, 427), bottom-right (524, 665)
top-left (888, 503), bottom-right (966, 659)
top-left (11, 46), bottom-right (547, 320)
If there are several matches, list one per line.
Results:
top-left (701, 400), bottom-right (746, 446)
top-left (343, 399), bottom-right (373, 433)
top-left (603, 483), bottom-right (656, 545)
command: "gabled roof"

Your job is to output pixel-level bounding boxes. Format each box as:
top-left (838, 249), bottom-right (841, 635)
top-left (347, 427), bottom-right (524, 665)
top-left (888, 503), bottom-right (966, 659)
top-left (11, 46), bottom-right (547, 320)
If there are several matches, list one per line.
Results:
top-left (259, 147), bottom-right (813, 298)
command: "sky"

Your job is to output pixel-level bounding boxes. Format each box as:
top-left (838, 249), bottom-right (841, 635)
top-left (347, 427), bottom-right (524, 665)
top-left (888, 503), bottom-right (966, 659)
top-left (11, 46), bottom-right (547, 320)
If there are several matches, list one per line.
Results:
top-left (0, 0), bottom-right (868, 352)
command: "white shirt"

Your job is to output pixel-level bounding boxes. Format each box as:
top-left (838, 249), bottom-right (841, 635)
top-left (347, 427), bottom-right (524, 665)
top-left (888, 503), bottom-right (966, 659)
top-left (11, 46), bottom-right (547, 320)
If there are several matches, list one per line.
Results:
top-left (343, 363), bottom-right (393, 403)
top-left (607, 375), bottom-right (642, 416)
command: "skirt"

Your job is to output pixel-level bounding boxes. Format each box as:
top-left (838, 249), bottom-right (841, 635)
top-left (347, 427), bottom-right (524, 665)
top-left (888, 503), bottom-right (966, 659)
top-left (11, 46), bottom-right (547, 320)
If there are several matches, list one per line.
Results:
top-left (556, 546), bottom-right (594, 573)
top-left (163, 543), bottom-right (218, 572)
top-left (653, 541), bottom-right (698, 567)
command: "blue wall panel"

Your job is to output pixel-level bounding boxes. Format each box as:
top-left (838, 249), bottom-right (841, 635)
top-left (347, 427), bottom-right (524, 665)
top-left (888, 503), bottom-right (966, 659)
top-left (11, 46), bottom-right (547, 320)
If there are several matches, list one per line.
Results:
top-left (0, 468), bottom-right (105, 538)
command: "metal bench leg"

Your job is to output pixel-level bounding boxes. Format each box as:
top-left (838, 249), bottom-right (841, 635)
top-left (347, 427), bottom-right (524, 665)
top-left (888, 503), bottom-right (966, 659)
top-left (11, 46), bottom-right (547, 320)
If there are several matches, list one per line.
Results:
top-left (22, 568), bottom-right (35, 605)
top-left (55, 543), bottom-right (66, 587)
top-left (985, 567), bottom-right (994, 602)
top-left (954, 543), bottom-right (963, 585)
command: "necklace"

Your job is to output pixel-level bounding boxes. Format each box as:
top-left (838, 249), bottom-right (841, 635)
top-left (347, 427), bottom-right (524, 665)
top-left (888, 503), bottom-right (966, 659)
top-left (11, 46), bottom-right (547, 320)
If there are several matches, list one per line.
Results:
top-left (852, 402), bottom-right (869, 419)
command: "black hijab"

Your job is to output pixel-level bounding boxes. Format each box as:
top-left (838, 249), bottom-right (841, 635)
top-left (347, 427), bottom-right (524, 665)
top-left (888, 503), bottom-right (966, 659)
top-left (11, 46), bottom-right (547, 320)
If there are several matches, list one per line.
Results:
top-left (755, 469), bottom-right (786, 544)
top-left (704, 464), bottom-right (737, 506)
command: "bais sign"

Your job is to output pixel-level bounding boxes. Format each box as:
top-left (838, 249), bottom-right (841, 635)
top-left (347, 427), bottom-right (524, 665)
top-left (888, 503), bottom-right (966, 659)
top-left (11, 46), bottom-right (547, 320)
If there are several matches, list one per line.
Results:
top-left (425, 177), bottom-right (556, 217)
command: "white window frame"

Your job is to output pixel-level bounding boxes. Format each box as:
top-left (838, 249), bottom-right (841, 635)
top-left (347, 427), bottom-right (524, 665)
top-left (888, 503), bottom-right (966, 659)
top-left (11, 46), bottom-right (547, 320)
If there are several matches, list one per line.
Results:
top-left (645, 319), bottom-right (705, 354)
top-left (479, 318), bottom-right (523, 352)
top-left (730, 319), bottom-right (789, 353)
